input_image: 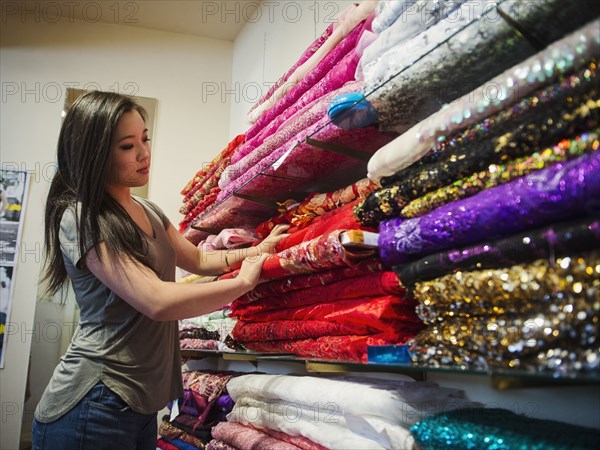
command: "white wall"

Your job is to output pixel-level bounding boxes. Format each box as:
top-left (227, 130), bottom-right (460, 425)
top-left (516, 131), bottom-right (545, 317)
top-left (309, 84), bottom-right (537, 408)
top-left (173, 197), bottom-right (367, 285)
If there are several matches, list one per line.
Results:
top-left (0, 15), bottom-right (232, 450)
top-left (229, 0), bottom-right (354, 137)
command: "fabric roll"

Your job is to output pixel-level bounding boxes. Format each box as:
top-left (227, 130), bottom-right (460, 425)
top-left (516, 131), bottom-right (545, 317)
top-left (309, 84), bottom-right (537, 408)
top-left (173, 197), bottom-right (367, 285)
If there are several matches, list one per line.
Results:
top-left (230, 395), bottom-right (416, 450)
top-left (244, 12), bottom-right (370, 134)
top-left (159, 419), bottom-right (207, 449)
top-left (199, 228), bottom-right (258, 251)
top-left (242, 330), bottom-right (417, 363)
top-left (234, 258), bottom-right (384, 304)
top-left (378, 63), bottom-right (599, 188)
top-left (245, 424), bottom-right (328, 450)
top-left (231, 270), bottom-right (404, 315)
top-left (371, 0), bottom-right (419, 33)
top-left (357, 98), bottom-right (599, 227)
top-left (395, 217), bottom-right (600, 286)
top-left (362, 0), bottom-right (466, 78)
top-left (366, 18), bottom-right (600, 181)
top-left (232, 319), bottom-right (379, 342)
top-left (216, 120), bottom-right (394, 206)
top-left (226, 374), bottom-right (469, 427)
top-left (222, 81), bottom-right (362, 188)
top-left (211, 421), bottom-right (302, 450)
top-left (365, 0), bottom-right (537, 131)
top-left (180, 371), bottom-right (237, 426)
top-left (378, 151), bottom-right (600, 266)
top-left (274, 200), bottom-right (364, 251)
top-left (233, 295), bottom-right (419, 329)
top-left (256, 177), bottom-right (379, 238)
top-left (260, 230), bottom-right (374, 280)
top-left (412, 254), bottom-right (600, 324)
top-left (411, 408), bottom-right (600, 450)
top-left (246, 1), bottom-right (377, 124)
top-left (400, 130), bottom-right (600, 219)
top-left (248, 23), bottom-right (335, 117)
top-left (206, 440), bottom-right (238, 450)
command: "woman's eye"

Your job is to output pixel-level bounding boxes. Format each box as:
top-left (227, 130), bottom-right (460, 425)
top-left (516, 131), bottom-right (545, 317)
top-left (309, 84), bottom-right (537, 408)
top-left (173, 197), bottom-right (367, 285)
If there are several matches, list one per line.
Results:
top-left (120, 144), bottom-right (134, 150)
top-left (144, 137), bottom-right (151, 143)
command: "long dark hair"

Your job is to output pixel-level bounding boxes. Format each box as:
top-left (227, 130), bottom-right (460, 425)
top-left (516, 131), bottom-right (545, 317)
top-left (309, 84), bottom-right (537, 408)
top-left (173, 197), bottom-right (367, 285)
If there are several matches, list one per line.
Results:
top-left (43, 91), bottom-right (149, 296)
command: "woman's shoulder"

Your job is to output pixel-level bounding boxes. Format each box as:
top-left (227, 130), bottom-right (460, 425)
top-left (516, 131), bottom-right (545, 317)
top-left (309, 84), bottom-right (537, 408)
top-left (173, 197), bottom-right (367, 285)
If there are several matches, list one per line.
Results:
top-left (134, 196), bottom-right (169, 229)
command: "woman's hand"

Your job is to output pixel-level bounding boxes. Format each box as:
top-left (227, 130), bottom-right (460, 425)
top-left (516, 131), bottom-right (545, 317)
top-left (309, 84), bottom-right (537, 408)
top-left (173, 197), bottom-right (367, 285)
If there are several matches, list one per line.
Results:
top-left (257, 224), bottom-right (291, 254)
top-left (237, 253), bottom-right (269, 288)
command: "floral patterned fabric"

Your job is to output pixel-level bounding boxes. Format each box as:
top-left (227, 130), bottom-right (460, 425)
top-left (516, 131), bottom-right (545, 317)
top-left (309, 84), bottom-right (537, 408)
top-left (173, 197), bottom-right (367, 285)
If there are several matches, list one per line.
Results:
top-left (159, 419), bottom-right (207, 449)
top-left (234, 258), bottom-right (384, 304)
top-left (260, 230), bottom-right (374, 279)
top-left (256, 177), bottom-right (379, 237)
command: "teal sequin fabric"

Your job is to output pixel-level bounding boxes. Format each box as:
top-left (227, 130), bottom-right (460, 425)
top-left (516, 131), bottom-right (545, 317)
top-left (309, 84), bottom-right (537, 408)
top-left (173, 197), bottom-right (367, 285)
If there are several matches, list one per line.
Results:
top-left (411, 408), bottom-right (600, 450)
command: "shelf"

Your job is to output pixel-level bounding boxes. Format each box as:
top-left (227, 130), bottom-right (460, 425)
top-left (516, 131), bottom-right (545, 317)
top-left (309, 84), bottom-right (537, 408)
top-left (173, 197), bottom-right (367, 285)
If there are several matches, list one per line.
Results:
top-left (179, 349), bottom-right (600, 389)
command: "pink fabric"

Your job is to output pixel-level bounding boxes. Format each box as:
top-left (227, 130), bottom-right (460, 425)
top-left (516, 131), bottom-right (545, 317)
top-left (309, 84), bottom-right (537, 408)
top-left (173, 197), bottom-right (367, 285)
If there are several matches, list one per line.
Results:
top-left (199, 228), bottom-right (258, 251)
top-left (249, 24), bottom-right (335, 115)
top-left (237, 16), bottom-right (373, 156)
top-left (220, 80), bottom-right (362, 189)
top-left (211, 422), bottom-right (302, 450)
top-left (218, 119), bottom-right (396, 203)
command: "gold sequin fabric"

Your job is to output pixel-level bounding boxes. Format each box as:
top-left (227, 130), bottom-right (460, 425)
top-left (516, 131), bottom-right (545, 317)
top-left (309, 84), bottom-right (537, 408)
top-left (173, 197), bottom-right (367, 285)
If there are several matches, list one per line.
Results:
top-left (409, 253), bottom-right (600, 373)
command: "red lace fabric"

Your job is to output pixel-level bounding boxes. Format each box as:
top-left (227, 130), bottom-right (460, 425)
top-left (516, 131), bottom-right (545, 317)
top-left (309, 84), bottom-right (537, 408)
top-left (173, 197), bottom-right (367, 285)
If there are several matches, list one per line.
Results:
top-left (246, 424), bottom-right (328, 450)
top-left (244, 331), bottom-right (414, 363)
top-left (232, 319), bottom-right (378, 342)
top-left (230, 271), bottom-right (404, 315)
top-left (261, 230), bottom-right (374, 279)
top-left (178, 134), bottom-right (245, 232)
top-left (256, 178), bottom-right (380, 237)
top-left (233, 295), bottom-right (421, 331)
top-left (234, 258), bottom-right (384, 304)
top-left (211, 422), bottom-right (301, 450)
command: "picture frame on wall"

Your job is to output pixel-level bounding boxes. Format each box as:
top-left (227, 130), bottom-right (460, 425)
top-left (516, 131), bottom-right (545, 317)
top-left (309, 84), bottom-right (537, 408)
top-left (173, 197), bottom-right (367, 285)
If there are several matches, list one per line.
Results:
top-left (0, 169), bottom-right (30, 368)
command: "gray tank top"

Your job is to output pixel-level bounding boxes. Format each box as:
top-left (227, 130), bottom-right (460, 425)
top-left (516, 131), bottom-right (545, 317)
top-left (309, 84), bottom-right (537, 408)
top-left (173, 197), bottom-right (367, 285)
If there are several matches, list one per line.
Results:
top-left (35, 197), bottom-right (183, 422)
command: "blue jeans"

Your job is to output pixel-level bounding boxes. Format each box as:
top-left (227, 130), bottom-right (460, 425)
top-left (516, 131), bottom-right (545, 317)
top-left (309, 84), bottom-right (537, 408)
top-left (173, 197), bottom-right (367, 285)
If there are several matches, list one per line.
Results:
top-left (32, 381), bottom-right (157, 450)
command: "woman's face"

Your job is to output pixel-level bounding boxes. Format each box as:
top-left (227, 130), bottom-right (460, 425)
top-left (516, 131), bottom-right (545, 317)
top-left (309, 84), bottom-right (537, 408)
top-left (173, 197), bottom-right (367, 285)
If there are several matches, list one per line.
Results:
top-left (107, 109), bottom-right (151, 189)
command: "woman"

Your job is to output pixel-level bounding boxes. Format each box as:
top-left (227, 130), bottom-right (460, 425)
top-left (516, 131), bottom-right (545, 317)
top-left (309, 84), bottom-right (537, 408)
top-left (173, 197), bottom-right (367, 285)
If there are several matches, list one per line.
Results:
top-left (32, 91), bottom-right (288, 449)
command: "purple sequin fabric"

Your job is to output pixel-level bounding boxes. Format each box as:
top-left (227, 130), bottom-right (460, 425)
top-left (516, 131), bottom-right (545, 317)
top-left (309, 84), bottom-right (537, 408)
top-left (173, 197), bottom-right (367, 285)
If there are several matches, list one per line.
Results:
top-left (379, 152), bottom-right (600, 266)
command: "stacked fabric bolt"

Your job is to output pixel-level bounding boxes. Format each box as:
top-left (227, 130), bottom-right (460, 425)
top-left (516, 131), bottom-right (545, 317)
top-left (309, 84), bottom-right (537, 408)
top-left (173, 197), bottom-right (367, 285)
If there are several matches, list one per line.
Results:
top-left (219, 373), bottom-right (478, 450)
top-left (364, 19), bottom-right (600, 182)
top-left (219, 179), bottom-right (424, 362)
top-left (205, 2), bottom-right (400, 218)
top-left (158, 371), bottom-right (239, 450)
top-left (346, 16), bottom-right (600, 376)
top-left (409, 251), bottom-right (600, 372)
top-left (179, 309), bottom-right (243, 352)
top-left (411, 408), bottom-right (600, 450)
top-left (359, 0), bottom-right (600, 134)
top-left (179, 135), bottom-right (246, 236)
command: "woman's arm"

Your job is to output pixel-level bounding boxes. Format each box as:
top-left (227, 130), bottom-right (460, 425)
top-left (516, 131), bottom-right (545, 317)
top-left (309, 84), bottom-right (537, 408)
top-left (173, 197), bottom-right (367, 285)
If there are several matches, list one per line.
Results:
top-left (85, 243), bottom-right (269, 321)
top-left (166, 223), bottom-right (289, 275)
